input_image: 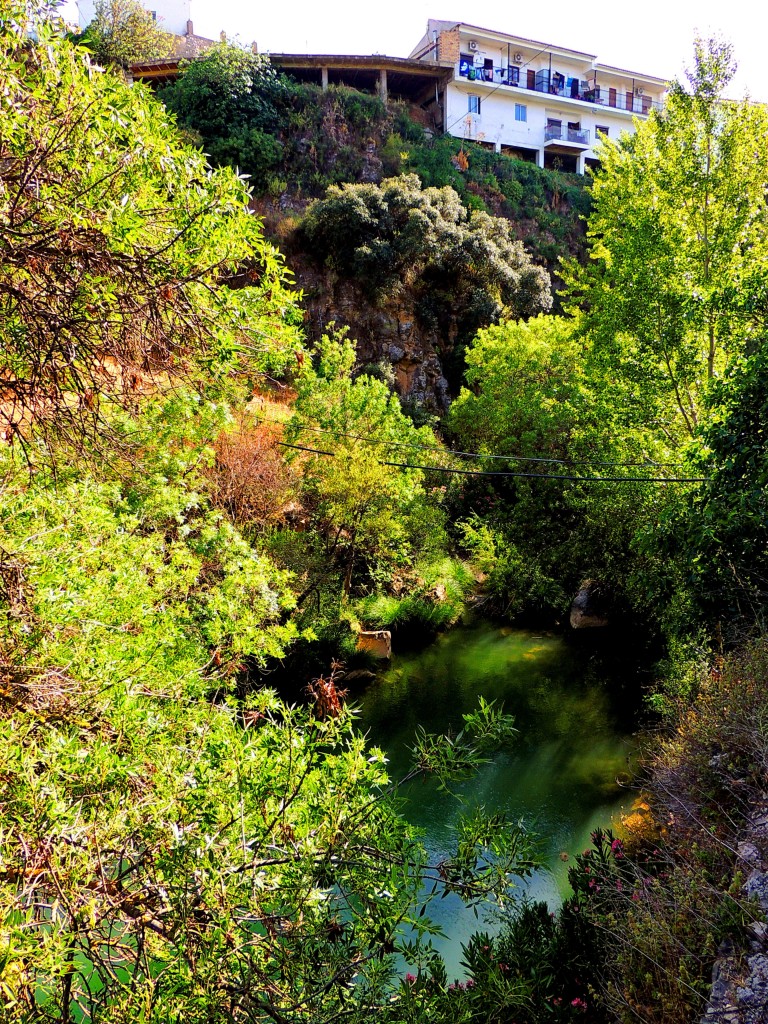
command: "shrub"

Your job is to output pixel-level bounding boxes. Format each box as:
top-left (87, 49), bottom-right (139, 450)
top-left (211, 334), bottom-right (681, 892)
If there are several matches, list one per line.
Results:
top-left (209, 416), bottom-right (300, 529)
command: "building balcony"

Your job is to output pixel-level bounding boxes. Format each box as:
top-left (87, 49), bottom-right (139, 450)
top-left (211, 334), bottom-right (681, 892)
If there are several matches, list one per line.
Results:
top-left (544, 126), bottom-right (591, 147)
top-left (457, 62), bottom-right (663, 115)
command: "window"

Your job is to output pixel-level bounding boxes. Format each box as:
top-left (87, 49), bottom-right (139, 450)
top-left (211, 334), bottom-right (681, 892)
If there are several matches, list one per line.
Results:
top-left (596, 125), bottom-right (609, 137)
top-left (468, 95), bottom-right (481, 115)
top-left (515, 103), bottom-right (527, 122)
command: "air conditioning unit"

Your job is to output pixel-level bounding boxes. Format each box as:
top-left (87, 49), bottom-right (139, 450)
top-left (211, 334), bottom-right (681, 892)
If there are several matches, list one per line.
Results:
top-left (468, 40), bottom-right (479, 51)
top-left (635, 87), bottom-right (644, 96)
top-left (513, 52), bottom-right (523, 63)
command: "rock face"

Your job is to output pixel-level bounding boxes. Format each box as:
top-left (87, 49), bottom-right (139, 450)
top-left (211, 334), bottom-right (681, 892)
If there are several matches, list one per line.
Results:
top-left (702, 796), bottom-right (768, 1024)
top-left (569, 580), bottom-right (609, 629)
top-left (296, 267), bottom-right (452, 413)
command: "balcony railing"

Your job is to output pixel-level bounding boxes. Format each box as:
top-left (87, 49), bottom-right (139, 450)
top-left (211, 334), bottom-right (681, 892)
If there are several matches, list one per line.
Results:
top-left (545, 126), bottom-right (590, 145)
top-left (457, 62), bottom-right (663, 115)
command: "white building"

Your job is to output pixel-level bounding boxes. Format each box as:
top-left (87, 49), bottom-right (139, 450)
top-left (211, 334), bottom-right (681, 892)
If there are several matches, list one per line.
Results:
top-left (410, 20), bottom-right (667, 173)
top-left (75, 0), bottom-right (193, 37)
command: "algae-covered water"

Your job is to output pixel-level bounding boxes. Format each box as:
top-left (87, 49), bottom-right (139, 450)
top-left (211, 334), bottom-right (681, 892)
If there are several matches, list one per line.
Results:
top-left (355, 620), bottom-right (637, 975)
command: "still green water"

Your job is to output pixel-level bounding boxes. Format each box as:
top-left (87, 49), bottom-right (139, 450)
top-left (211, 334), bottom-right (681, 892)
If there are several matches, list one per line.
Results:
top-left (354, 620), bottom-right (637, 975)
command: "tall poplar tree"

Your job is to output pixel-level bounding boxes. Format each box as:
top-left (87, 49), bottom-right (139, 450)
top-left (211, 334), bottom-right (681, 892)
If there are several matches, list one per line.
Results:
top-left (567, 38), bottom-right (768, 439)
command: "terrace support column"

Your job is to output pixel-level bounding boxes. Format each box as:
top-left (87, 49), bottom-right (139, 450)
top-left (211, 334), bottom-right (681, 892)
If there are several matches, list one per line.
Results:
top-left (378, 69), bottom-right (388, 103)
top-left (321, 66), bottom-right (329, 90)
top-left (576, 153), bottom-right (586, 175)
top-left (535, 149), bottom-right (544, 168)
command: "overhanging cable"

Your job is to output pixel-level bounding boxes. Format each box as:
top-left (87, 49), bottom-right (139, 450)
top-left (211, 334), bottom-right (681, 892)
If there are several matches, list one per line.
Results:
top-left (278, 441), bottom-right (706, 484)
top-left (259, 415), bottom-right (684, 469)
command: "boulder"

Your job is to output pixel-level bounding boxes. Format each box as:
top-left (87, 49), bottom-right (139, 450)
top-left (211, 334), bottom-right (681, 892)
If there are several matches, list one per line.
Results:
top-left (569, 580), bottom-right (609, 629)
top-left (355, 630), bottom-right (392, 660)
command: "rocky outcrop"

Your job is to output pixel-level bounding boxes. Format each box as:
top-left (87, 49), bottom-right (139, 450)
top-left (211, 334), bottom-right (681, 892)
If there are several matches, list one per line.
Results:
top-left (569, 579), bottom-right (609, 629)
top-left (702, 796), bottom-right (768, 1023)
top-left (297, 266), bottom-right (451, 412)
top-left (355, 630), bottom-right (392, 660)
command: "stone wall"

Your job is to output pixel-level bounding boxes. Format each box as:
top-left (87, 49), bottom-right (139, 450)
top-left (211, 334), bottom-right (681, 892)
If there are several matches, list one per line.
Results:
top-left (702, 796), bottom-right (768, 1023)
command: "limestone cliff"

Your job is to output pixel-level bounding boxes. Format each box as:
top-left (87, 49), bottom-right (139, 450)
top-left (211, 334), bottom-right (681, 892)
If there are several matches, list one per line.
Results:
top-left (295, 263), bottom-right (451, 413)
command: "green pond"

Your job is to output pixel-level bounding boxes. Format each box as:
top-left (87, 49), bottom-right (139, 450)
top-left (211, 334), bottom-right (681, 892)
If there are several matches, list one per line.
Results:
top-left (354, 620), bottom-right (638, 976)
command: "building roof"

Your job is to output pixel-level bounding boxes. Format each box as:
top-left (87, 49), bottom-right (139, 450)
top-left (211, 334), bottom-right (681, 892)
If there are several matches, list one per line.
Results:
top-left (413, 19), bottom-right (597, 62)
top-left (269, 54), bottom-right (453, 102)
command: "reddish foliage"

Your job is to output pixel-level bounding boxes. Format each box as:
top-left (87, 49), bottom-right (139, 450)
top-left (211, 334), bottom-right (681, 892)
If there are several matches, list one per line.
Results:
top-left (306, 662), bottom-right (348, 719)
top-left (209, 417), bottom-right (300, 526)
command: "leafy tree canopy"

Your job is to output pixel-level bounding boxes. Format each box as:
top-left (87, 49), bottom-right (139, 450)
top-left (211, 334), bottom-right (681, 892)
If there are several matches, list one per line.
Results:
top-left (0, 8), bottom-right (301, 452)
top-left (299, 174), bottom-right (551, 387)
top-left (79, 0), bottom-right (175, 69)
top-left (565, 37), bottom-right (768, 438)
top-left (161, 42), bottom-right (288, 148)
top-left (675, 336), bottom-right (768, 631)
top-left (448, 316), bottom-right (678, 619)
top-left (285, 329), bottom-right (446, 596)
top-left (301, 173), bottom-right (551, 316)
top-left (0, 394), bottom-right (532, 1022)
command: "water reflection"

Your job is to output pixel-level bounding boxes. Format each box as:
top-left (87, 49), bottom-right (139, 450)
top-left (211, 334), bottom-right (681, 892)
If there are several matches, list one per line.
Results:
top-left (354, 621), bottom-right (636, 975)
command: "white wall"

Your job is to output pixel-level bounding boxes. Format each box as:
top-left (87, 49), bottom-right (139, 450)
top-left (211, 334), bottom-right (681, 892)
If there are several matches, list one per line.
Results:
top-left (445, 29), bottom-right (664, 166)
top-left (452, 82), bottom-right (642, 155)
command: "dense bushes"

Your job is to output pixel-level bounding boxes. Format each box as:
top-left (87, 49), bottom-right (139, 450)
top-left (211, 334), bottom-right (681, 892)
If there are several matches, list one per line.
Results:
top-left (677, 337), bottom-right (768, 634)
top-left (0, 18), bottom-right (301, 450)
top-left (159, 45), bottom-right (591, 275)
top-left (299, 175), bottom-right (551, 386)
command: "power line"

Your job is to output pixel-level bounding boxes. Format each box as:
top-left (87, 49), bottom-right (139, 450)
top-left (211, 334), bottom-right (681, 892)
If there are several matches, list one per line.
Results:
top-left (278, 441), bottom-right (706, 484)
top-left (258, 415), bottom-right (685, 469)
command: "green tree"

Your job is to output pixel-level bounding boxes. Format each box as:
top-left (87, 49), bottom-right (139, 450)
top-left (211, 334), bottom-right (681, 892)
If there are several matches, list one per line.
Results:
top-left (675, 336), bottom-right (768, 631)
top-left (301, 173), bottom-right (550, 314)
top-left (80, 0), bottom-right (175, 69)
top-left (0, 398), bottom-right (531, 1022)
top-left (448, 316), bottom-right (676, 618)
top-left (0, 12), bottom-right (538, 1022)
top-left (299, 174), bottom-right (551, 385)
top-left (567, 37), bottom-right (768, 438)
top-left (0, 9), bottom-right (301, 450)
top-left (285, 329), bottom-right (445, 597)
top-left (161, 42), bottom-right (290, 174)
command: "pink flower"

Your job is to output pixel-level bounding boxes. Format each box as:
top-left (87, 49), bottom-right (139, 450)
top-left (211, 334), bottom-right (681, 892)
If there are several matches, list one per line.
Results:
top-left (405, 973), bottom-right (416, 984)
top-left (571, 997), bottom-right (588, 1010)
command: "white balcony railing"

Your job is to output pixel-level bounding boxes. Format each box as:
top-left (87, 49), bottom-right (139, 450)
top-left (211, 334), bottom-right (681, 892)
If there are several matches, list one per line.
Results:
top-left (545, 126), bottom-right (590, 145)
